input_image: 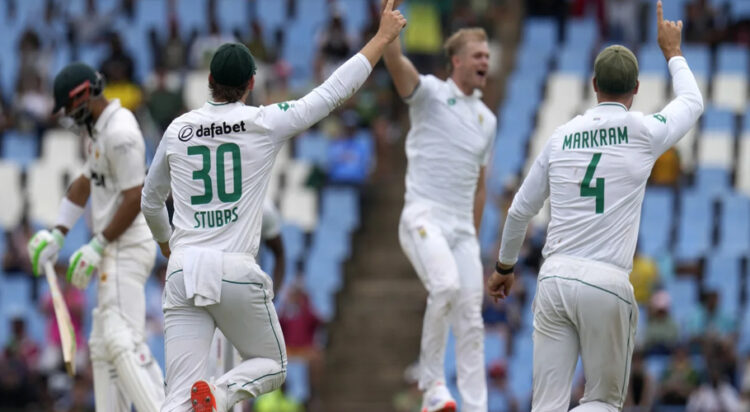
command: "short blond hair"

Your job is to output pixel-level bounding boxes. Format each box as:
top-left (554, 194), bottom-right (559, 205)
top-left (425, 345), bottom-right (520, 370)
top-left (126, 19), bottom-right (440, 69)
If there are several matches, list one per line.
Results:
top-left (443, 28), bottom-right (488, 72)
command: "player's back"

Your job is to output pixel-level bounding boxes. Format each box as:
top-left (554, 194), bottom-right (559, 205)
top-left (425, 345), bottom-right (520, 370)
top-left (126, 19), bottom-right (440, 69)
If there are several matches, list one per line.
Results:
top-left (163, 102), bottom-right (282, 256)
top-left (542, 103), bottom-right (659, 271)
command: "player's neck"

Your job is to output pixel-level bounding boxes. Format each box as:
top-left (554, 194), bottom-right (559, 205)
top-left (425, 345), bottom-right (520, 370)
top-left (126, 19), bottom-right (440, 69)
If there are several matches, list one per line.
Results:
top-left (89, 97), bottom-right (110, 122)
top-left (596, 93), bottom-right (633, 110)
top-left (451, 74), bottom-right (475, 96)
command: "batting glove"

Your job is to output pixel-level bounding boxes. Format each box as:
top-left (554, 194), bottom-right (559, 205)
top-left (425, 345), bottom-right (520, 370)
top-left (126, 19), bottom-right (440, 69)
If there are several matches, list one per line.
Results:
top-left (27, 229), bottom-right (65, 276)
top-left (67, 235), bottom-right (108, 289)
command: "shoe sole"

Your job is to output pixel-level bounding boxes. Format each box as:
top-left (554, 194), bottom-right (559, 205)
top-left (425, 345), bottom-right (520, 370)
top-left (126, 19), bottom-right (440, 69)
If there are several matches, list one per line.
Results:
top-left (422, 400), bottom-right (457, 412)
top-left (190, 380), bottom-right (217, 412)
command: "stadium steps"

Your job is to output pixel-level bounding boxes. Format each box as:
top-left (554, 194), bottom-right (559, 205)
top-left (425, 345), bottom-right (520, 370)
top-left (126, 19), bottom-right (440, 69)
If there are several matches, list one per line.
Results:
top-left (319, 148), bottom-right (426, 412)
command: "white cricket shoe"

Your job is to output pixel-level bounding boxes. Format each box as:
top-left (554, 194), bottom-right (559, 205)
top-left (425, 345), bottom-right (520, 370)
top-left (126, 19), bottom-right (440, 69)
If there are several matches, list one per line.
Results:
top-left (190, 380), bottom-right (226, 412)
top-left (421, 381), bottom-right (457, 412)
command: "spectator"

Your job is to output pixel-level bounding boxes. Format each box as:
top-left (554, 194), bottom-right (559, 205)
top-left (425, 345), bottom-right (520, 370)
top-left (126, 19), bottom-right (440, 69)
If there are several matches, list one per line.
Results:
top-left (487, 360), bottom-right (519, 412)
top-left (315, 14), bottom-right (352, 81)
top-left (4, 317), bottom-right (39, 372)
top-left (14, 70), bottom-right (54, 132)
top-left (17, 29), bottom-right (50, 81)
top-left (3, 214), bottom-right (34, 277)
top-left (69, 0), bottom-right (112, 47)
top-left (649, 147), bottom-right (681, 187)
top-left (145, 67), bottom-right (185, 134)
top-left (687, 290), bottom-right (736, 343)
top-left (279, 281), bottom-right (323, 401)
top-left (658, 346), bottom-right (701, 406)
top-left (607, 0), bottom-right (639, 46)
top-left (687, 367), bottom-right (743, 411)
top-left (160, 20), bottom-right (191, 73)
top-left (101, 33), bottom-right (143, 110)
top-left (684, 0), bottom-right (726, 44)
top-left (326, 110), bottom-right (373, 188)
top-left (188, 17), bottom-right (235, 70)
top-left (630, 249), bottom-right (660, 305)
top-left (643, 291), bottom-right (680, 355)
top-left (624, 351), bottom-right (654, 411)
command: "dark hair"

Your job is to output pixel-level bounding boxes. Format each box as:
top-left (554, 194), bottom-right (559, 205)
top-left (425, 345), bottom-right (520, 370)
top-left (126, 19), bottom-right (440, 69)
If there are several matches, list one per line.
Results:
top-left (209, 78), bottom-right (249, 103)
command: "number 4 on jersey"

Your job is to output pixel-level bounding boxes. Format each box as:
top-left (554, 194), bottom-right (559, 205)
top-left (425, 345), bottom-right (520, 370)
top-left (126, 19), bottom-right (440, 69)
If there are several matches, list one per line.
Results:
top-left (580, 153), bottom-right (605, 214)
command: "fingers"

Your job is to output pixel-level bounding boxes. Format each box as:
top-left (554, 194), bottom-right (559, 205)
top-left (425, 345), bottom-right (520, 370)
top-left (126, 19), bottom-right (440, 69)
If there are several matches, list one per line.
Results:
top-left (384, 0), bottom-right (394, 12)
top-left (677, 20), bottom-right (683, 30)
top-left (656, 0), bottom-right (663, 23)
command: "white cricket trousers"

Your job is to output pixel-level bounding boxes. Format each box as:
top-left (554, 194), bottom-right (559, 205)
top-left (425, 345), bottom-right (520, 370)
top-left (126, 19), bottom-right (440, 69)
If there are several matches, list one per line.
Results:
top-left (161, 250), bottom-right (287, 412)
top-left (532, 255), bottom-right (638, 412)
top-left (89, 240), bottom-right (164, 412)
top-left (398, 201), bottom-right (487, 412)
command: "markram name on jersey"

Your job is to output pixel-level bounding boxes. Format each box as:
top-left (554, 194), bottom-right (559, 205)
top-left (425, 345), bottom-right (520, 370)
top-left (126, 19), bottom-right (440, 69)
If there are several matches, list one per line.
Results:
top-left (562, 126), bottom-right (629, 150)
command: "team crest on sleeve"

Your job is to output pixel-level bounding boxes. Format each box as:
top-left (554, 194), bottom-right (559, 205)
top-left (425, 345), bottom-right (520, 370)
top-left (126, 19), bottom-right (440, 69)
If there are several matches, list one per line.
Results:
top-left (277, 102), bottom-right (292, 112)
top-left (652, 114), bottom-right (667, 124)
top-left (417, 226), bottom-right (427, 238)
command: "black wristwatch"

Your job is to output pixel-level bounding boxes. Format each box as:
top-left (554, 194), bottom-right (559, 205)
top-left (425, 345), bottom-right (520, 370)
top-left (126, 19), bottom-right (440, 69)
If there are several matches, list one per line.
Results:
top-left (495, 261), bottom-right (514, 275)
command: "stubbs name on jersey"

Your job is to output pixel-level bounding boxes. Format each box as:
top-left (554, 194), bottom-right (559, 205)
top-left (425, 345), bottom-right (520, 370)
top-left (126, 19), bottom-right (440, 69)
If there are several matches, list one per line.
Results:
top-left (562, 126), bottom-right (628, 151)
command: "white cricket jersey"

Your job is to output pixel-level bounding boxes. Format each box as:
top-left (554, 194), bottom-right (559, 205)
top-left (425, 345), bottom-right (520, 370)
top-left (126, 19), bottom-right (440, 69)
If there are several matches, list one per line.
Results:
top-left (499, 56), bottom-right (703, 272)
top-left (84, 99), bottom-right (151, 246)
top-left (142, 53), bottom-right (373, 256)
top-left (404, 75), bottom-right (497, 218)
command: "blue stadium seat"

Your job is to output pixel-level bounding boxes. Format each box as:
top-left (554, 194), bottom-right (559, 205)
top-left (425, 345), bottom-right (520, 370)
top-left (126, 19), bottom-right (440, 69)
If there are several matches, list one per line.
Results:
top-left (217, 0), bottom-right (250, 35)
top-left (645, 354), bottom-right (670, 380)
top-left (515, 43), bottom-right (552, 79)
top-left (295, 131), bottom-right (329, 167)
top-left (731, 0), bottom-right (750, 20)
top-left (445, 331), bottom-right (456, 377)
top-left (307, 285), bottom-right (334, 320)
top-left (638, 45), bottom-right (668, 75)
top-left (285, 359), bottom-right (310, 403)
top-left (717, 194), bottom-right (750, 256)
top-left (319, 187), bottom-right (359, 232)
top-left (704, 254), bottom-right (741, 315)
top-left (478, 202), bottom-right (501, 257)
top-left (556, 46), bottom-right (589, 78)
top-left (565, 18), bottom-right (597, 53)
top-left (2, 130), bottom-right (38, 169)
top-left (305, 248), bottom-right (343, 292)
top-left (256, 0), bottom-right (287, 39)
top-left (666, 276), bottom-right (698, 328)
top-left (281, 224), bottom-right (305, 266)
top-left (745, 108), bottom-right (750, 133)
top-left (176, 0), bottom-right (208, 39)
top-left (639, 187), bottom-right (674, 256)
top-left (675, 191), bottom-right (713, 260)
top-left (522, 18), bottom-right (557, 50)
top-left (484, 332), bottom-right (506, 364)
top-left (135, 0), bottom-right (169, 35)
top-left (702, 106), bottom-right (735, 132)
top-left (694, 168), bottom-right (731, 198)
top-left (681, 45), bottom-right (711, 78)
top-left (717, 44), bottom-right (749, 74)
top-left (58, 218), bottom-right (91, 262)
top-left (0, 273), bottom-right (32, 312)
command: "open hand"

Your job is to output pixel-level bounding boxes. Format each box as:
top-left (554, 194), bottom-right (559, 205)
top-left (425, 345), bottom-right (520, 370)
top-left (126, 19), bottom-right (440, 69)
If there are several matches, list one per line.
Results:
top-left (656, 0), bottom-right (683, 61)
top-left (377, 0), bottom-right (407, 43)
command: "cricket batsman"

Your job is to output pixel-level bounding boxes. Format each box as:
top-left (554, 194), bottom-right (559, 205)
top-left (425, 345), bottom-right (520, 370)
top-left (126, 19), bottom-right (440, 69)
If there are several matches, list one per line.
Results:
top-left (28, 62), bottom-right (165, 411)
top-left (488, 2), bottom-right (703, 410)
top-left (140, 2), bottom-right (407, 411)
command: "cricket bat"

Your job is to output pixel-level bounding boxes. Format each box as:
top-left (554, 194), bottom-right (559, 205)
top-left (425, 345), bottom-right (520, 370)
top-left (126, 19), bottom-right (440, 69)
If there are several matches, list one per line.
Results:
top-left (44, 261), bottom-right (77, 376)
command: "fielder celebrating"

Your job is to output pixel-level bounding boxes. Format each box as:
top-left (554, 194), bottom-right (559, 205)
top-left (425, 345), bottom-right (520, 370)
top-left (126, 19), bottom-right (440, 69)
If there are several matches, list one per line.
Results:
top-left (488, 3), bottom-right (703, 411)
top-left (383, 6), bottom-right (497, 411)
top-left (140, 2), bottom-right (406, 411)
top-left (27, 62), bottom-right (165, 412)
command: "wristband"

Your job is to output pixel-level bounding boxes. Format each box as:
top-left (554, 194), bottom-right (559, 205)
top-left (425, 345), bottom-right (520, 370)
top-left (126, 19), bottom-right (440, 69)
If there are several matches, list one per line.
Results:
top-left (56, 197), bottom-right (85, 230)
top-left (90, 234), bottom-right (109, 254)
top-left (495, 261), bottom-right (514, 275)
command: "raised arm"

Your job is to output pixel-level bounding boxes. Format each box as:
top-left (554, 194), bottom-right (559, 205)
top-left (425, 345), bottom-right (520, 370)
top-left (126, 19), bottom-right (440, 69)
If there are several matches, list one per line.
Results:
top-left (262, 1), bottom-right (406, 140)
top-left (383, 36), bottom-right (420, 98)
top-left (647, 0), bottom-right (704, 156)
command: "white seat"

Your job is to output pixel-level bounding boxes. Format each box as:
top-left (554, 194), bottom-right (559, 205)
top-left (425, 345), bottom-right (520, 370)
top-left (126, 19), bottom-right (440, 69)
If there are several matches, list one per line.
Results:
top-left (546, 73), bottom-right (584, 108)
top-left (40, 129), bottom-right (85, 172)
top-left (26, 160), bottom-right (68, 227)
top-left (183, 69), bottom-right (210, 111)
top-left (0, 161), bottom-right (24, 227)
top-left (712, 74), bottom-right (747, 113)
top-left (697, 131), bottom-right (733, 169)
top-left (675, 126), bottom-right (698, 172)
top-left (737, 133), bottom-right (750, 196)
top-left (279, 160), bottom-right (318, 231)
